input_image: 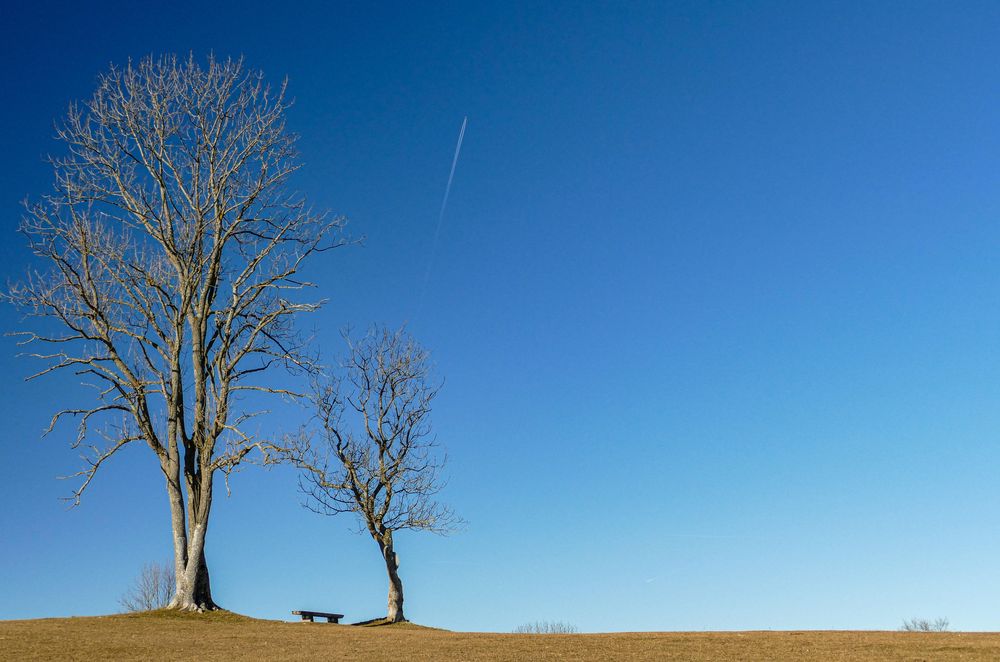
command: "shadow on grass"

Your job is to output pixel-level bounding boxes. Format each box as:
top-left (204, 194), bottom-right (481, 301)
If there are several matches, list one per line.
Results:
top-left (351, 617), bottom-right (445, 631)
top-left (117, 609), bottom-right (261, 624)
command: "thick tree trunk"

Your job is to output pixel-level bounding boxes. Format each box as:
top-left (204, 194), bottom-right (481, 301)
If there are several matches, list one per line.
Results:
top-left (193, 548), bottom-right (214, 608)
top-left (164, 465), bottom-right (219, 611)
top-left (168, 547), bottom-right (216, 610)
top-left (383, 544), bottom-right (405, 623)
top-left (165, 461), bottom-right (188, 608)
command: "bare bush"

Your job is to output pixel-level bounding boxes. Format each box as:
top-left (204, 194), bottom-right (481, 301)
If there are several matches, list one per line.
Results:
top-left (119, 562), bottom-right (175, 612)
top-left (900, 617), bottom-right (949, 632)
top-left (513, 621), bottom-right (579, 634)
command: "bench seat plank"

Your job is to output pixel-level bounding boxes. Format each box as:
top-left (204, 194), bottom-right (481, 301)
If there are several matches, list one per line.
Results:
top-left (292, 610), bottom-right (344, 623)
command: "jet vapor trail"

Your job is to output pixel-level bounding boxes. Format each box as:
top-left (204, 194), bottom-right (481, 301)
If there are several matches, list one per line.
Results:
top-left (416, 116), bottom-right (467, 315)
top-left (438, 116), bottom-right (467, 225)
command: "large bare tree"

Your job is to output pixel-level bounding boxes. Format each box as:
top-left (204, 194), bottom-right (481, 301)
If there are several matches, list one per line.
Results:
top-left (291, 326), bottom-right (461, 623)
top-left (8, 54), bottom-right (341, 610)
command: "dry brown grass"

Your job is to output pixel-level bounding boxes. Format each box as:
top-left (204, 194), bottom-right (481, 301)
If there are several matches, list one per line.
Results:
top-left (2, 611), bottom-right (1000, 661)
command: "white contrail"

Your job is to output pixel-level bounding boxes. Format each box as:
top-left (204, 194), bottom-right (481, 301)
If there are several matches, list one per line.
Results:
top-left (438, 116), bottom-right (467, 226)
top-left (416, 116), bottom-right (467, 315)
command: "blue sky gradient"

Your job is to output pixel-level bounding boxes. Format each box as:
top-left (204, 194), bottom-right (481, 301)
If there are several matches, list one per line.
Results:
top-left (4, 0), bottom-right (1000, 632)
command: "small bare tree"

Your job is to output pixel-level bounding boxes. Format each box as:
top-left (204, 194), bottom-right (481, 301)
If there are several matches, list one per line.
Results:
top-left (513, 621), bottom-right (579, 634)
top-left (289, 326), bottom-right (461, 623)
top-left (7, 54), bottom-right (341, 610)
top-left (119, 562), bottom-right (176, 612)
top-left (901, 617), bottom-right (950, 632)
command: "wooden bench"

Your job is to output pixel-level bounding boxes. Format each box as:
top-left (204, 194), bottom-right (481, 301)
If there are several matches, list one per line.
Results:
top-left (292, 610), bottom-right (344, 624)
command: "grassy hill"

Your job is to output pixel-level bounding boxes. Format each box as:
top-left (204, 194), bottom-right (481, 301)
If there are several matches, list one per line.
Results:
top-left (2, 611), bottom-right (1000, 661)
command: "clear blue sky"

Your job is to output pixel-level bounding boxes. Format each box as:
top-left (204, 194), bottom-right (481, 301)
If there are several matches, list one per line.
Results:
top-left (3, 0), bottom-right (1000, 632)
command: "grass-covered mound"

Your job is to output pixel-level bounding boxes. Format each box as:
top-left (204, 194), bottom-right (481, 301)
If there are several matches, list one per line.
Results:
top-left (3, 611), bottom-right (1000, 660)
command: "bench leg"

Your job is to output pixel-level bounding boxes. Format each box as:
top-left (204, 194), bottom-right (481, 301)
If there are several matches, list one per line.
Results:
top-left (302, 615), bottom-right (314, 622)
top-left (327, 616), bottom-right (340, 624)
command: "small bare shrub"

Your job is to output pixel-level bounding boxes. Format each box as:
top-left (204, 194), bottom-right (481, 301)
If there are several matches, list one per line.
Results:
top-left (900, 617), bottom-right (949, 632)
top-left (119, 562), bottom-right (175, 612)
top-left (513, 620), bottom-right (578, 634)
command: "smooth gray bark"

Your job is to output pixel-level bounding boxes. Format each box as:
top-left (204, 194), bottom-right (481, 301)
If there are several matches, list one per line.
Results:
top-left (381, 540), bottom-right (405, 623)
top-left (166, 466), bottom-right (217, 610)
